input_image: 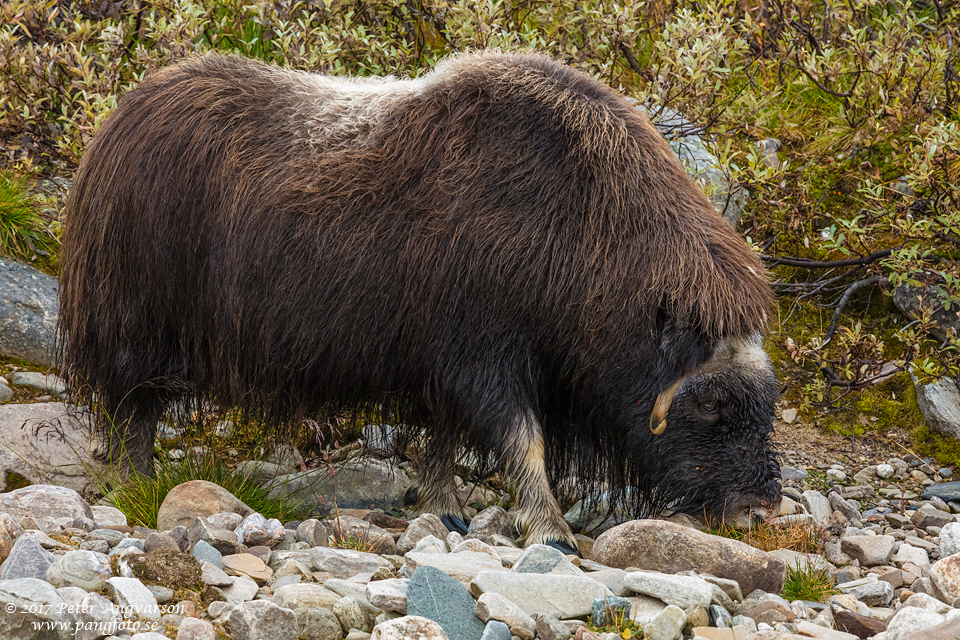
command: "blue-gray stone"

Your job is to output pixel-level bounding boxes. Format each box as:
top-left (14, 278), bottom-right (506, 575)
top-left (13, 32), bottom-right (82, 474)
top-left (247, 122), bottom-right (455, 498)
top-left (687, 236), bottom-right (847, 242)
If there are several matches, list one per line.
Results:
top-left (0, 535), bottom-right (55, 580)
top-left (192, 539), bottom-right (223, 568)
top-left (407, 565), bottom-right (486, 640)
top-left (923, 482), bottom-right (960, 502)
top-left (780, 466), bottom-right (809, 481)
top-left (591, 595), bottom-right (631, 626)
top-left (941, 468), bottom-right (954, 479)
top-left (480, 620), bottom-right (511, 640)
top-left (710, 604), bottom-right (733, 627)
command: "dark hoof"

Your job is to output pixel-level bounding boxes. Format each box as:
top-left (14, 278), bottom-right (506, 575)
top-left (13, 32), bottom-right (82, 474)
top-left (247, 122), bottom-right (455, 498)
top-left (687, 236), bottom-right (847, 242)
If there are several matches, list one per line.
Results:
top-left (440, 514), bottom-right (469, 534)
top-left (404, 487), bottom-right (418, 506)
top-left (545, 539), bottom-right (581, 557)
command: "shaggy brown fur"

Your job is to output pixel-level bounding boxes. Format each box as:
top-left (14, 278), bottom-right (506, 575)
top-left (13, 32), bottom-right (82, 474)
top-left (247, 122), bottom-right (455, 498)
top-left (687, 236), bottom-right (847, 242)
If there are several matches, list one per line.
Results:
top-left (59, 51), bottom-right (778, 548)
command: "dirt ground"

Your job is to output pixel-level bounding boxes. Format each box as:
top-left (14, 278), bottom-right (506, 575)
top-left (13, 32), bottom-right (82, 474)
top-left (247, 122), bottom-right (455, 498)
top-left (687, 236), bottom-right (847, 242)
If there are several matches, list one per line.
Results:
top-left (772, 418), bottom-right (920, 471)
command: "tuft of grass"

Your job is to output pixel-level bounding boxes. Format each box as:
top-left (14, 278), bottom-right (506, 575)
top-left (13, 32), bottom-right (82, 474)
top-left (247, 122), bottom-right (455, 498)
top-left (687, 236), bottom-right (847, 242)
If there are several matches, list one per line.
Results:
top-left (780, 562), bottom-right (839, 603)
top-left (0, 174), bottom-right (57, 262)
top-left (587, 596), bottom-right (639, 638)
top-left (103, 448), bottom-right (309, 529)
top-left (707, 519), bottom-right (826, 555)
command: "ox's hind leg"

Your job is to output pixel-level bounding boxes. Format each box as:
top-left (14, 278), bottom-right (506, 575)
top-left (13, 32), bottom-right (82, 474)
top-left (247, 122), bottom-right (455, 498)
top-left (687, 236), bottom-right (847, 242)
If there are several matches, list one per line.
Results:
top-left (90, 389), bottom-right (161, 477)
top-left (504, 411), bottom-right (579, 554)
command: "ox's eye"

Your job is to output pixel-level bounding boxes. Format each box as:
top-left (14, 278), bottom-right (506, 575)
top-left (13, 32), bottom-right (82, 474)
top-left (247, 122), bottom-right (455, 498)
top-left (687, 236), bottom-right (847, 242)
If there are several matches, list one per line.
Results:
top-left (698, 400), bottom-right (720, 421)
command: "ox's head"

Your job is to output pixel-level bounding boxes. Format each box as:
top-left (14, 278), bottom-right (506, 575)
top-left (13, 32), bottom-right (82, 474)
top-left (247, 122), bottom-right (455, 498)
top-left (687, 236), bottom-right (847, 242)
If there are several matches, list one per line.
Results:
top-left (638, 334), bottom-right (782, 526)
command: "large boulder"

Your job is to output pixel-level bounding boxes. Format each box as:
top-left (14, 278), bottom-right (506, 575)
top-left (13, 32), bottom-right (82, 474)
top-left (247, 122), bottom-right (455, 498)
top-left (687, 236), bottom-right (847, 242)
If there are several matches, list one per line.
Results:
top-left (0, 484), bottom-right (94, 532)
top-left (593, 519), bottom-right (786, 595)
top-left (156, 480), bottom-right (255, 531)
top-left (271, 457), bottom-right (411, 511)
top-left (0, 258), bottom-right (58, 367)
top-left (0, 403), bottom-right (107, 493)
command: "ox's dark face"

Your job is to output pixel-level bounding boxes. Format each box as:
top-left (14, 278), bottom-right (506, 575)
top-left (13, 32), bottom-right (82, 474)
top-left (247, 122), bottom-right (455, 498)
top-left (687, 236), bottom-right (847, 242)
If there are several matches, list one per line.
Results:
top-left (635, 336), bottom-right (782, 525)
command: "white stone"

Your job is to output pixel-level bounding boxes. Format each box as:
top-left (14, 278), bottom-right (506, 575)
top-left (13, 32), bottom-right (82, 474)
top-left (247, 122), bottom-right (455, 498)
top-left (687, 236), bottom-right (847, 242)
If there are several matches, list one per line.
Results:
top-left (623, 571), bottom-right (713, 610)
top-left (474, 592), bottom-right (537, 632)
top-left (836, 576), bottom-right (894, 607)
top-left (471, 570), bottom-right (613, 619)
top-left (371, 615), bottom-right (449, 640)
top-left (106, 576), bottom-right (161, 622)
top-left (877, 464), bottom-right (896, 479)
top-left (366, 578), bottom-right (409, 614)
top-left (940, 521), bottom-right (960, 558)
top-left (901, 592), bottom-right (953, 614)
top-left (271, 583), bottom-right (340, 610)
top-left (891, 543), bottom-right (930, 567)
top-left (801, 490), bottom-right (834, 527)
top-left (885, 606), bottom-right (945, 640)
top-left (220, 575), bottom-right (260, 605)
top-left (644, 604), bottom-right (686, 640)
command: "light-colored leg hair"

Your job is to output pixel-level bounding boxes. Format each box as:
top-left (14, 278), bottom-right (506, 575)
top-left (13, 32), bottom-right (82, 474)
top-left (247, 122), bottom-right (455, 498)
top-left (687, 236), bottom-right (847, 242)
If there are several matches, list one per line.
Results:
top-left (414, 442), bottom-right (464, 518)
top-left (505, 411), bottom-right (578, 548)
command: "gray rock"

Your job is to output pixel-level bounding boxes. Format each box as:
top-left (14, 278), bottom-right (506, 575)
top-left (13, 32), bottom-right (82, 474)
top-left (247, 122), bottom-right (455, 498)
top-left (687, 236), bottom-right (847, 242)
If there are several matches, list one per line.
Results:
top-left (466, 507), bottom-right (513, 541)
top-left (272, 458), bottom-right (411, 511)
top-left (10, 371), bottom-right (65, 395)
top-left (513, 544), bottom-right (582, 576)
top-left (924, 482), bottom-right (960, 503)
top-left (295, 519), bottom-right (330, 547)
top-left (407, 565), bottom-right (486, 640)
top-left (310, 546), bottom-right (394, 580)
top-left (363, 424), bottom-right (394, 457)
top-left (534, 613), bottom-right (571, 640)
top-left (144, 531), bottom-right (179, 553)
top-left (46, 549), bottom-right (112, 591)
top-left (828, 492), bottom-right (861, 523)
top-left (0, 533), bottom-right (54, 580)
top-left (780, 466), bottom-right (809, 481)
top-left (836, 576), bottom-right (894, 606)
top-left (200, 559), bottom-right (235, 587)
top-left (370, 615), bottom-right (449, 640)
top-left (479, 620), bottom-right (510, 640)
top-left (593, 519), bottom-right (785, 594)
top-left (75, 592), bottom-right (122, 640)
top-left (293, 607), bottom-right (342, 640)
top-left (623, 571), bottom-right (713, 610)
top-left (470, 570), bottom-right (613, 619)
top-left (0, 577), bottom-right (76, 640)
top-left (915, 374), bottom-right (960, 440)
top-left (410, 535), bottom-right (448, 554)
top-left (0, 258), bottom-right (58, 366)
top-left (474, 592), bottom-right (536, 632)
top-left (0, 380), bottom-right (12, 401)
top-left (941, 521), bottom-right (960, 558)
top-left (913, 506), bottom-right (957, 530)
top-left (206, 512), bottom-right (244, 531)
top-left (187, 517), bottom-right (239, 556)
top-left (396, 514), bottom-right (449, 555)
top-left (644, 604), bottom-right (686, 640)
top-left (896, 284), bottom-right (960, 344)
top-left (0, 407), bottom-right (107, 493)
top-left (840, 535), bottom-right (896, 566)
top-left (366, 578), bottom-right (409, 614)
top-left (191, 539), bottom-right (223, 566)
top-left (322, 578), bottom-right (379, 615)
top-left (226, 599), bottom-right (299, 640)
top-left (885, 606), bottom-right (947, 640)
top-left (106, 576), bottom-right (161, 622)
top-left (801, 490), bottom-right (834, 527)
top-left (272, 583), bottom-right (340, 610)
top-left (235, 512), bottom-right (286, 548)
top-left (157, 480), bottom-right (254, 531)
top-left (334, 596), bottom-right (373, 633)
top-left (175, 617), bottom-right (218, 640)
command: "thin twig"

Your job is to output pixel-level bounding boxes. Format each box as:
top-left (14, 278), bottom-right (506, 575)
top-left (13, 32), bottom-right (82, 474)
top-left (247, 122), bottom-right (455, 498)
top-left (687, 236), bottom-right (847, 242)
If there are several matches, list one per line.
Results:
top-left (762, 248), bottom-right (893, 268)
top-left (822, 275), bottom-right (886, 345)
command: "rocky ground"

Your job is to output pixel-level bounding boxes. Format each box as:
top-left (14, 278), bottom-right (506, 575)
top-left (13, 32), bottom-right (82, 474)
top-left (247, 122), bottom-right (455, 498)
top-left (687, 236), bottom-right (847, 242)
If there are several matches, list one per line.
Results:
top-left (1, 394), bottom-right (960, 640)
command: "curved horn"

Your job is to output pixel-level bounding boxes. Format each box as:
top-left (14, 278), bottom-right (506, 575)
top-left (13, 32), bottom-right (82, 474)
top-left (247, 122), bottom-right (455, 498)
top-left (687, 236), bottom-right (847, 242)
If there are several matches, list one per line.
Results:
top-left (649, 378), bottom-right (684, 435)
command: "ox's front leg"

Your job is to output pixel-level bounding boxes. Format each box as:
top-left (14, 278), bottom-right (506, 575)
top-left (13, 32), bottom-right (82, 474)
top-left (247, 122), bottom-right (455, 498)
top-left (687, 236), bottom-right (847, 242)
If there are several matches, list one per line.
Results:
top-left (413, 439), bottom-right (469, 534)
top-left (504, 411), bottom-right (579, 555)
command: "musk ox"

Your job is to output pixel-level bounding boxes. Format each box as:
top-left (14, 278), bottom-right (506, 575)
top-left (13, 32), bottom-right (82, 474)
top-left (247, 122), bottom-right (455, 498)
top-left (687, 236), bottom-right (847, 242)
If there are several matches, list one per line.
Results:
top-left (59, 50), bottom-right (781, 552)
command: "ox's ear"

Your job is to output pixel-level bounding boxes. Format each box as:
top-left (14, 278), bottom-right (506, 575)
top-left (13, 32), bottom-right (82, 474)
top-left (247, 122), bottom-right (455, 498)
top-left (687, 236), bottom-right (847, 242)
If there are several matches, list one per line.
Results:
top-left (649, 378), bottom-right (683, 435)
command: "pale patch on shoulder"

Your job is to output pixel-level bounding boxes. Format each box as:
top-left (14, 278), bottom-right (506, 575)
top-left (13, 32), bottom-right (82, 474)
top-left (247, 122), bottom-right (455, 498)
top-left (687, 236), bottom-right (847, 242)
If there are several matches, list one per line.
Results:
top-left (289, 70), bottom-right (431, 152)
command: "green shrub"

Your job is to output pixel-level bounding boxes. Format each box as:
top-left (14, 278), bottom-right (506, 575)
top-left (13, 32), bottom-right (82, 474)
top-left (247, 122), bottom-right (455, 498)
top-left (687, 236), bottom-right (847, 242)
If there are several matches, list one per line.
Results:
top-left (780, 562), bottom-right (839, 603)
